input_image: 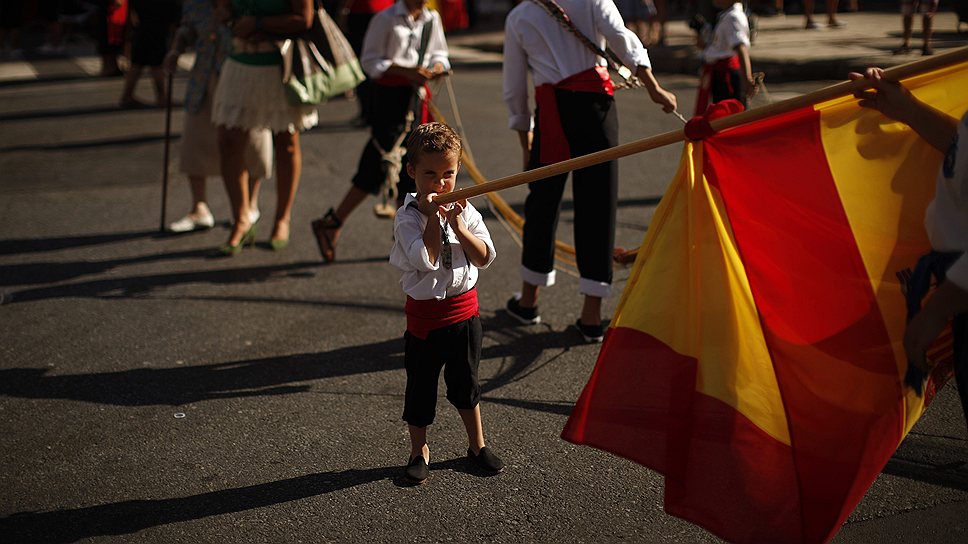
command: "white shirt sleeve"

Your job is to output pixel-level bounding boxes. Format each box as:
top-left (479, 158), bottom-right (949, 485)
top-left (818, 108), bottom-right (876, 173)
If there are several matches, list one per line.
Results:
top-left (425, 11), bottom-right (450, 71)
top-left (390, 208), bottom-right (437, 272)
top-left (502, 15), bottom-right (534, 132)
top-left (461, 202), bottom-right (497, 269)
top-left (725, 10), bottom-right (751, 50)
top-left (360, 11), bottom-right (391, 79)
top-left (592, 0), bottom-right (651, 70)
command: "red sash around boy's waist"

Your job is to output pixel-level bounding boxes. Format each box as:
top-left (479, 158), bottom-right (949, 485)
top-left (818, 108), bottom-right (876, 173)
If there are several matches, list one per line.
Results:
top-left (535, 66), bottom-right (614, 165)
top-left (695, 55), bottom-right (740, 115)
top-left (405, 288), bottom-right (479, 339)
top-left (376, 75), bottom-right (434, 124)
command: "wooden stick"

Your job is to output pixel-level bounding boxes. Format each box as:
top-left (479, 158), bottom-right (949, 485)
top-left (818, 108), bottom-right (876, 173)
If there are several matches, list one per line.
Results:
top-left (435, 46), bottom-right (968, 205)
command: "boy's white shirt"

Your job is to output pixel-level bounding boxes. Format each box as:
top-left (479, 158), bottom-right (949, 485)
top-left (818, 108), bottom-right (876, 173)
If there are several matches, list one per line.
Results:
top-left (925, 113), bottom-right (968, 290)
top-left (360, 0), bottom-right (451, 80)
top-left (389, 193), bottom-right (497, 300)
top-left (702, 3), bottom-right (750, 64)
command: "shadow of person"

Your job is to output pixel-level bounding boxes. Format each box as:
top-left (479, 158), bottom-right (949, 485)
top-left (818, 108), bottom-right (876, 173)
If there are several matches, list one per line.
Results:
top-left (0, 337), bottom-right (405, 406)
top-left (0, 229), bottom-right (166, 256)
top-left (1, 260), bottom-right (323, 304)
top-left (0, 467), bottom-right (399, 543)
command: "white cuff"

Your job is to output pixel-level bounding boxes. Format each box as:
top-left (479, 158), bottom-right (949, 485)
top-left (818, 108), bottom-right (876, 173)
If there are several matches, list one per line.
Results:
top-left (579, 278), bottom-right (612, 299)
top-left (521, 265), bottom-right (555, 287)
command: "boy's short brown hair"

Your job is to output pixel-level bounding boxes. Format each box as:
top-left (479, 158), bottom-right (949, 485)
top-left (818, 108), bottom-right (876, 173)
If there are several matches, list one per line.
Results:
top-left (405, 122), bottom-right (462, 166)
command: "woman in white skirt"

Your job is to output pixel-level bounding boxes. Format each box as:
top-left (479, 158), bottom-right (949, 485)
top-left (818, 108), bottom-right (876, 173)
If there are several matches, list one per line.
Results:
top-left (164, 0), bottom-right (273, 234)
top-left (213, 0), bottom-right (318, 254)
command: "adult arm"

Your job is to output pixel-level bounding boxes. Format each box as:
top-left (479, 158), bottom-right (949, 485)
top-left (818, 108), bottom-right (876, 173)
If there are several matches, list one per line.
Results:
top-left (905, 278), bottom-right (968, 372)
top-left (502, 19), bottom-right (534, 170)
top-left (424, 10), bottom-right (450, 73)
top-left (735, 43), bottom-right (756, 99)
top-left (849, 67), bottom-right (958, 153)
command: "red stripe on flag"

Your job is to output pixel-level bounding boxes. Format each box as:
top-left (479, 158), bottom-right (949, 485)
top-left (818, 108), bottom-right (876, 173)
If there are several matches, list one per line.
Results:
top-left (563, 327), bottom-right (803, 543)
top-left (702, 107), bottom-right (904, 542)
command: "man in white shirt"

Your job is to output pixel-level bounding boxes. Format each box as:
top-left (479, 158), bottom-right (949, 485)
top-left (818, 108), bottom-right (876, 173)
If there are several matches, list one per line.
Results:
top-left (501, 0), bottom-right (677, 343)
top-left (312, 0), bottom-right (449, 264)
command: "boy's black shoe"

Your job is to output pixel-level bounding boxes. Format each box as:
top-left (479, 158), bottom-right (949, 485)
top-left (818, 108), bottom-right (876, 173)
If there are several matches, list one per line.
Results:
top-left (505, 297), bottom-right (540, 325)
top-left (404, 455), bottom-right (429, 485)
top-left (573, 319), bottom-right (605, 344)
top-left (467, 447), bottom-right (505, 475)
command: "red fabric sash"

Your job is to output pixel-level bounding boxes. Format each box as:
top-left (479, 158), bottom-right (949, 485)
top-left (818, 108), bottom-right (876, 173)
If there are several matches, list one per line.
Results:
top-left (694, 55), bottom-right (741, 116)
top-left (405, 288), bottom-right (479, 339)
top-left (535, 66), bottom-right (614, 165)
top-left (349, 0), bottom-right (393, 14)
top-left (376, 76), bottom-right (434, 124)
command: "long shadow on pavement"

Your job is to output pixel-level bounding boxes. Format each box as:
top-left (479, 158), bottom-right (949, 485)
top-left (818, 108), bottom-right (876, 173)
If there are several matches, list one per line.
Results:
top-left (0, 229), bottom-right (164, 255)
top-left (882, 431), bottom-right (968, 492)
top-left (0, 467), bottom-right (399, 544)
top-left (0, 316), bottom-right (590, 413)
top-left (0, 260), bottom-right (325, 304)
top-left (0, 337), bottom-right (406, 406)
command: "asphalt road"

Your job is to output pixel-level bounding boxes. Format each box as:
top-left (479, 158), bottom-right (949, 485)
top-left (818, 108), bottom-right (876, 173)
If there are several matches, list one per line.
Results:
top-left (1, 65), bottom-right (966, 543)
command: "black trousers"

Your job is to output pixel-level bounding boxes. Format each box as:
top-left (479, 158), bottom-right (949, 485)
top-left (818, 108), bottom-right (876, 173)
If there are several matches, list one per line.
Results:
top-left (711, 68), bottom-right (748, 110)
top-left (524, 89), bottom-right (618, 287)
top-left (351, 84), bottom-right (417, 196)
top-left (402, 316), bottom-right (482, 428)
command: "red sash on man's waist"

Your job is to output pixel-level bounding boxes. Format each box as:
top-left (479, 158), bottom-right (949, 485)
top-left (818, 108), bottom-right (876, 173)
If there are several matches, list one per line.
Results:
top-left (376, 75), bottom-right (434, 124)
top-left (695, 55), bottom-right (740, 115)
top-left (405, 288), bottom-right (479, 339)
top-left (535, 66), bottom-right (614, 165)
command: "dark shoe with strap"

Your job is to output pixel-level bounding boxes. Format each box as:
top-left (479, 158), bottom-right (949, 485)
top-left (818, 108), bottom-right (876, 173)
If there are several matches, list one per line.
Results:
top-left (573, 319), bottom-right (605, 344)
top-left (505, 296), bottom-right (540, 325)
top-left (403, 455), bottom-right (429, 485)
top-left (311, 208), bottom-right (341, 264)
top-left (467, 446), bottom-right (505, 475)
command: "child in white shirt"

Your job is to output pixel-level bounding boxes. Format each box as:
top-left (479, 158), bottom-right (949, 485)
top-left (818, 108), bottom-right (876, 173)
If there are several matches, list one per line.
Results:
top-left (388, 122), bottom-right (505, 485)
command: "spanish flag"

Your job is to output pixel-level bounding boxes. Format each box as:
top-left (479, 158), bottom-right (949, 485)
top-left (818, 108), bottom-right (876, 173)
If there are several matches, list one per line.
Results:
top-left (561, 61), bottom-right (968, 543)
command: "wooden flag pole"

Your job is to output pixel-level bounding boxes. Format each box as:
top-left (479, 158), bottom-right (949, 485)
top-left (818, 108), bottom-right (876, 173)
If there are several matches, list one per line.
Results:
top-left (435, 45), bottom-right (968, 206)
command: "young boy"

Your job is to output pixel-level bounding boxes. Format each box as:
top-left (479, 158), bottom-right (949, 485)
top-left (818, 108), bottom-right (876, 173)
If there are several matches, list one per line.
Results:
top-left (388, 122), bottom-right (505, 484)
top-left (694, 0), bottom-right (756, 115)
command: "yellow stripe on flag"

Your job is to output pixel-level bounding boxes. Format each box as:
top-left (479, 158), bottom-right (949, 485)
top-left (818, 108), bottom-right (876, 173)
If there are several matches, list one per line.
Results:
top-left (614, 143), bottom-right (791, 445)
top-left (818, 61), bottom-right (968, 434)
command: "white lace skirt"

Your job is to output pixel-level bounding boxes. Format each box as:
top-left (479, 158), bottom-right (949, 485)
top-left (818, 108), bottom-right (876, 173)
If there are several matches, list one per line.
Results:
top-left (181, 76), bottom-right (274, 178)
top-left (212, 58), bottom-right (318, 134)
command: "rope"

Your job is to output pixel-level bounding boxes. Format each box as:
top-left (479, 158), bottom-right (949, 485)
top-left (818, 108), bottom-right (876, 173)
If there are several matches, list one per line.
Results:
top-left (528, 0), bottom-right (642, 90)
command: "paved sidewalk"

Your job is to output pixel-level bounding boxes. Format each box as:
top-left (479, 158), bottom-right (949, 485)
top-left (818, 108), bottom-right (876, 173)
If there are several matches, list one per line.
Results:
top-left (449, 9), bottom-right (968, 80)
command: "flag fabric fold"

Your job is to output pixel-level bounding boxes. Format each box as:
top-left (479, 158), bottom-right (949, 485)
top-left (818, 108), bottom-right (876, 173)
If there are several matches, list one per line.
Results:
top-left (562, 61), bottom-right (968, 544)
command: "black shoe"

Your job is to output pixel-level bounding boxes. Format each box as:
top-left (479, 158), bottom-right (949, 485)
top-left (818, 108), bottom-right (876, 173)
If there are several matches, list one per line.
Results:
top-left (467, 447), bottom-right (505, 475)
top-left (505, 296), bottom-right (540, 325)
top-left (573, 319), bottom-right (605, 344)
top-left (404, 455), bottom-right (429, 484)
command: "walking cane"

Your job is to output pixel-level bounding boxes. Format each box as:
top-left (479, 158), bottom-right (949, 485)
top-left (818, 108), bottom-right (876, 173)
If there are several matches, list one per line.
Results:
top-left (159, 71), bottom-right (174, 233)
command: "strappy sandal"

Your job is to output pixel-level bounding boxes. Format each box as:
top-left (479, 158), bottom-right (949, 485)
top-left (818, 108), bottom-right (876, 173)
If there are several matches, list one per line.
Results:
top-left (311, 208), bottom-right (341, 263)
